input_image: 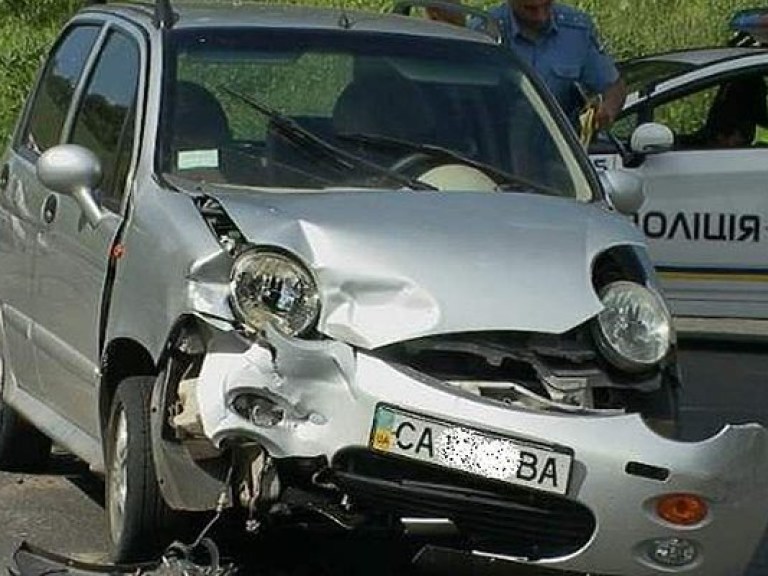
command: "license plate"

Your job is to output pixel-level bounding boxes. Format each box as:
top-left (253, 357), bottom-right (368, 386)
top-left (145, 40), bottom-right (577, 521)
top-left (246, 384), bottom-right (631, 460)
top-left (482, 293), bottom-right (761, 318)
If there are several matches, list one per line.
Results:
top-left (370, 405), bottom-right (572, 495)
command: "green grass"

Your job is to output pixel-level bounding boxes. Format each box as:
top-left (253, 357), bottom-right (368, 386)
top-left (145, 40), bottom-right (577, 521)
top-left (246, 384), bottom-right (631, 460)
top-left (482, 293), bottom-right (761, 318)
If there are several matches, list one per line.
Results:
top-left (0, 0), bottom-right (766, 145)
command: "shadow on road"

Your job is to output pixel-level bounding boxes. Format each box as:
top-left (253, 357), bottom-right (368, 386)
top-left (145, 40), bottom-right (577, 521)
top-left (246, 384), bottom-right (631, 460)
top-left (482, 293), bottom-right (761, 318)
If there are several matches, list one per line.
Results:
top-left (47, 449), bottom-right (105, 509)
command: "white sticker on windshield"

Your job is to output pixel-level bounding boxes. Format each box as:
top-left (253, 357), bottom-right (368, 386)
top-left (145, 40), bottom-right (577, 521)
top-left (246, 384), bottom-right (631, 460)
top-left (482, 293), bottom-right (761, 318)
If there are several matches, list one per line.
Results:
top-left (178, 149), bottom-right (219, 170)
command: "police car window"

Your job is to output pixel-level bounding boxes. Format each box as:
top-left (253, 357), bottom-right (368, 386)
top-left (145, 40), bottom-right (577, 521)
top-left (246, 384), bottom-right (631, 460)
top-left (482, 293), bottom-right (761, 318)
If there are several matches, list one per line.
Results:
top-left (651, 85), bottom-right (718, 149)
top-left (654, 75), bottom-right (768, 150)
top-left (619, 60), bottom-right (695, 95)
top-left (18, 25), bottom-right (101, 156)
top-left (611, 111), bottom-right (638, 142)
top-left (70, 30), bottom-right (140, 212)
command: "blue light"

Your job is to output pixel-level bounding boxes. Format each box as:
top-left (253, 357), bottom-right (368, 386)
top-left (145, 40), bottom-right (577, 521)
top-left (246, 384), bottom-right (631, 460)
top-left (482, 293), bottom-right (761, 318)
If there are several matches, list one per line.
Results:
top-left (731, 8), bottom-right (768, 29)
top-left (729, 9), bottom-right (768, 45)
top-left (730, 8), bottom-right (768, 40)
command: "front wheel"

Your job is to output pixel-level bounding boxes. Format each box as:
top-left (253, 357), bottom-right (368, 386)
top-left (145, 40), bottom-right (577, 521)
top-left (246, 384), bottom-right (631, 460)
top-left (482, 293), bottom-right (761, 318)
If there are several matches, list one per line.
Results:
top-left (105, 376), bottom-right (181, 562)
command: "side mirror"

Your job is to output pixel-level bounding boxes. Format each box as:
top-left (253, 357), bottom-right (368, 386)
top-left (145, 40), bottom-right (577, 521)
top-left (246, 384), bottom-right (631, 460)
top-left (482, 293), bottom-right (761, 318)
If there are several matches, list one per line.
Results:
top-left (630, 122), bottom-right (674, 155)
top-left (37, 144), bottom-right (104, 227)
top-left (600, 169), bottom-right (645, 215)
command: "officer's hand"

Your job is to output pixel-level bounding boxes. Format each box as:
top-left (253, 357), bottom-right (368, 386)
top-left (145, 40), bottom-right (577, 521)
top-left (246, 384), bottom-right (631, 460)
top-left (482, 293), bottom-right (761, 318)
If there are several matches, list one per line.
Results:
top-left (593, 103), bottom-right (615, 131)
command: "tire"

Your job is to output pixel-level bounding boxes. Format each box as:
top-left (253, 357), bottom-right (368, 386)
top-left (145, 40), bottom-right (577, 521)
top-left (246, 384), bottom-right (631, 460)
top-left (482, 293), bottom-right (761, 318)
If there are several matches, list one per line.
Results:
top-left (0, 360), bottom-right (51, 472)
top-left (105, 376), bottom-right (181, 562)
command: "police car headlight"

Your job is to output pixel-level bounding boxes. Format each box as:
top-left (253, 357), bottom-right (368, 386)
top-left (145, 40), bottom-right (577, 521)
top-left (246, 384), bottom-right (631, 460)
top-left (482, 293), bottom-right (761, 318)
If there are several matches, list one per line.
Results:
top-left (230, 250), bottom-right (320, 337)
top-left (593, 281), bottom-right (672, 372)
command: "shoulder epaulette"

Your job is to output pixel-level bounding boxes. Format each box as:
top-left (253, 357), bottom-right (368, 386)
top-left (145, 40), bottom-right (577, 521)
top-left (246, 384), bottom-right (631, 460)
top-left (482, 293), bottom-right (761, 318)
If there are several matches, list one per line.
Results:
top-left (552, 4), bottom-right (592, 30)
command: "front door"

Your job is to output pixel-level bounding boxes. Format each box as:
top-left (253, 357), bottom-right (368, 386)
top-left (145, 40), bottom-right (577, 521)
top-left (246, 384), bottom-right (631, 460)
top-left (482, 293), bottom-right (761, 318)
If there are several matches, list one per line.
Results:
top-left (630, 147), bottom-right (768, 319)
top-left (0, 24), bottom-right (103, 403)
top-left (597, 71), bottom-right (768, 320)
top-left (30, 25), bottom-right (143, 437)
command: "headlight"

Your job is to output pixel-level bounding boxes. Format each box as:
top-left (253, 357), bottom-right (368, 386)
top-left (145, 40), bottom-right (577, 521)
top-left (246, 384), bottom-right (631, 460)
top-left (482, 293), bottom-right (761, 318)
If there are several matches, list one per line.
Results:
top-left (593, 281), bottom-right (672, 372)
top-left (230, 250), bottom-right (320, 337)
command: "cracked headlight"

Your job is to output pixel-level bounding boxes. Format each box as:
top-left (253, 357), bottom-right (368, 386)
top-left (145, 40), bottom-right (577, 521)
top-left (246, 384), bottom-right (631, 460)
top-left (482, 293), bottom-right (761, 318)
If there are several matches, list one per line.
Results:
top-left (593, 281), bottom-right (672, 372)
top-left (230, 250), bottom-right (320, 337)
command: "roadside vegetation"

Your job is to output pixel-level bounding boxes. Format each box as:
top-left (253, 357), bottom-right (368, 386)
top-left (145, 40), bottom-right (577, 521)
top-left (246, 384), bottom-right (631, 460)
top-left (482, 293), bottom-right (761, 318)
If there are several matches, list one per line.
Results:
top-left (0, 0), bottom-right (765, 144)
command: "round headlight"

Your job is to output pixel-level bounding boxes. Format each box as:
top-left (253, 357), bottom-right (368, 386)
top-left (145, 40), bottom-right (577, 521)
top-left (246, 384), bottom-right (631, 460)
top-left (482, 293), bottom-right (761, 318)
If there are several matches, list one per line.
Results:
top-left (230, 250), bottom-right (320, 337)
top-left (594, 281), bottom-right (672, 371)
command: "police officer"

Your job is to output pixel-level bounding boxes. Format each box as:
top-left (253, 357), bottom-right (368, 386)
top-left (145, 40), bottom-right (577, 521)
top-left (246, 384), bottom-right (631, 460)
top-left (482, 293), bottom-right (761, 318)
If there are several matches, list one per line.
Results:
top-left (489, 0), bottom-right (626, 130)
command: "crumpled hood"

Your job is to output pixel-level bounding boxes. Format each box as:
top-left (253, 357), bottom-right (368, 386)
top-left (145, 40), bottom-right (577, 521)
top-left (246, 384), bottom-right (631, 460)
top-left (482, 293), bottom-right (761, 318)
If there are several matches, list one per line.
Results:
top-left (207, 189), bottom-right (646, 349)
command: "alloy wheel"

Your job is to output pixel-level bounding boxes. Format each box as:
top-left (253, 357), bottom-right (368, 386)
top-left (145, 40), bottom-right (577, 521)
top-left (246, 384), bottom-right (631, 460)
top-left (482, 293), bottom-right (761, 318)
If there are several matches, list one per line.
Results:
top-left (108, 406), bottom-right (129, 545)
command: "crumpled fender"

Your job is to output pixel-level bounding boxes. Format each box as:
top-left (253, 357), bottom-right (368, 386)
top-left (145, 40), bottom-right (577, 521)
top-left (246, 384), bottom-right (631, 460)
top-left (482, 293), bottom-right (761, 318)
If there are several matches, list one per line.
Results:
top-left (209, 189), bottom-right (645, 348)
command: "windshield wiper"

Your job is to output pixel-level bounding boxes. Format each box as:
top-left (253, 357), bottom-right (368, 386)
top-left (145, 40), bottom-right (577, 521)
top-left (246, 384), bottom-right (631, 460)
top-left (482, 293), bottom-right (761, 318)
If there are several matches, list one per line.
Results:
top-left (220, 86), bottom-right (436, 191)
top-left (336, 132), bottom-right (561, 196)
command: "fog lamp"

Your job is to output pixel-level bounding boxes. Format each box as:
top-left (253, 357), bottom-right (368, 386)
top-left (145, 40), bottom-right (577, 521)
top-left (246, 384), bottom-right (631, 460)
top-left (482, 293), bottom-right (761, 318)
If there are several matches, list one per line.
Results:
top-left (648, 537), bottom-right (698, 567)
top-left (230, 393), bottom-right (284, 427)
top-left (656, 493), bottom-right (708, 526)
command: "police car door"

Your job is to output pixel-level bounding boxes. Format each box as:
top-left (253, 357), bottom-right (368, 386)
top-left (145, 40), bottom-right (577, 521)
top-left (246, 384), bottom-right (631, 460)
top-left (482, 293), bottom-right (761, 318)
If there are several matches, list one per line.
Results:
top-left (622, 75), bottom-right (768, 321)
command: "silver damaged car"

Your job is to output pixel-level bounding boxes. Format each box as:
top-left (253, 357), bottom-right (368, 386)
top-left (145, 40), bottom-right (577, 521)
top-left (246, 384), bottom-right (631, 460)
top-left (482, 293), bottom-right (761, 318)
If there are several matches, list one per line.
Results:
top-left (0, 1), bottom-right (767, 574)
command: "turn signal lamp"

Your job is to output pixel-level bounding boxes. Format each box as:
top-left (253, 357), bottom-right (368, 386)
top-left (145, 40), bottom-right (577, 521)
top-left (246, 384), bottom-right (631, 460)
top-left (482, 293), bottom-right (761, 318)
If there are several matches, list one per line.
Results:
top-left (656, 493), bottom-right (708, 526)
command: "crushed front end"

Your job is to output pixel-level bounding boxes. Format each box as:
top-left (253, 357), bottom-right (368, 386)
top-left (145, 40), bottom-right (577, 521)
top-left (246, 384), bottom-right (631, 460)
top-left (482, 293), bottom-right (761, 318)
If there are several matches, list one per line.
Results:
top-left (152, 194), bottom-right (768, 576)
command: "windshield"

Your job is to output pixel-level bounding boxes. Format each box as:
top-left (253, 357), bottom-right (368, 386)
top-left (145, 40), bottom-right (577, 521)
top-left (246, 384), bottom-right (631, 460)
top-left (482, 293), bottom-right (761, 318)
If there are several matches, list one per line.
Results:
top-left (160, 28), bottom-right (592, 200)
top-left (619, 59), bottom-right (696, 94)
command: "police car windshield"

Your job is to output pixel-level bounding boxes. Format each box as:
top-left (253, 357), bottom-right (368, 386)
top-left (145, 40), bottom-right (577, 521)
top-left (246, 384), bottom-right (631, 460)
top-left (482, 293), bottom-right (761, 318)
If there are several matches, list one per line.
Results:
top-left (161, 28), bottom-right (592, 200)
top-left (619, 59), bottom-right (696, 95)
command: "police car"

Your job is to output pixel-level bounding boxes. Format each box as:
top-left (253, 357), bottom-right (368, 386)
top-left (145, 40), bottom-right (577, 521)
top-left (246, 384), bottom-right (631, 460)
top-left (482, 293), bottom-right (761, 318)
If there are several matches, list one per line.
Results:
top-left (589, 9), bottom-right (768, 337)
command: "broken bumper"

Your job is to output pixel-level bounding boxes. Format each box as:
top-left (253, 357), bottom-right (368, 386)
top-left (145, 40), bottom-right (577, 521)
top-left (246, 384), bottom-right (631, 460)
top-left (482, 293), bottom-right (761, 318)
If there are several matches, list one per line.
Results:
top-left (196, 329), bottom-right (768, 576)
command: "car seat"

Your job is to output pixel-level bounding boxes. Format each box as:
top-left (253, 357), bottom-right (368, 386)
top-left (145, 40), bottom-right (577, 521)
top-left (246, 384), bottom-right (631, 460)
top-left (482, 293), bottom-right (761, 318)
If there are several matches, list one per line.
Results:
top-left (332, 67), bottom-right (436, 143)
top-left (171, 81), bottom-right (232, 182)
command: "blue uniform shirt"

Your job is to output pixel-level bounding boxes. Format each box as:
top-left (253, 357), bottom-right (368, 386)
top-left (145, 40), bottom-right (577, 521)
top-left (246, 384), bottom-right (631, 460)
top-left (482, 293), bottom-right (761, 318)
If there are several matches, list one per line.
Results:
top-left (488, 3), bottom-right (619, 123)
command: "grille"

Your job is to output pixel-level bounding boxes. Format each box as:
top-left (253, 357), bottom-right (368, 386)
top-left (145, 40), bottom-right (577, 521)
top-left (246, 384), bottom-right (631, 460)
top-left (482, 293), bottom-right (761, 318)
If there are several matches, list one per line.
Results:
top-left (332, 449), bottom-right (595, 561)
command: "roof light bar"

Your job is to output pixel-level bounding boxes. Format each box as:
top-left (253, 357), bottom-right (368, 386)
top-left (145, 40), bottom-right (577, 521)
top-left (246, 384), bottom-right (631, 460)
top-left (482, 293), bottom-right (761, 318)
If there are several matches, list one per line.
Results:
top-left (729, 8), bottom-right (768, 45)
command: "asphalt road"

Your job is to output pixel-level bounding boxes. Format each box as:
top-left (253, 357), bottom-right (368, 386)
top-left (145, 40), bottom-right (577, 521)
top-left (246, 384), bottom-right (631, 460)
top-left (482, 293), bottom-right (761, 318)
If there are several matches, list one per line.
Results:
top-left (0, 451), bottom-right (110, 566)
top-left (0, 340), bottom-right (766, 575)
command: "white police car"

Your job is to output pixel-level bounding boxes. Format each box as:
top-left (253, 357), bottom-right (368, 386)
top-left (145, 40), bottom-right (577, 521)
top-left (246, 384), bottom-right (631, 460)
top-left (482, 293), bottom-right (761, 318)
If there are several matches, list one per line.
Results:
top-left (589, 9), bottom-right (768, 337)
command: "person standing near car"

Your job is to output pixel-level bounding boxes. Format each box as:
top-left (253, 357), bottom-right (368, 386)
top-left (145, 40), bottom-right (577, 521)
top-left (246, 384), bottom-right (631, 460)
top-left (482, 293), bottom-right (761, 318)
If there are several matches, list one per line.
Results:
top-left (489, 0), bottom-right (626, 131)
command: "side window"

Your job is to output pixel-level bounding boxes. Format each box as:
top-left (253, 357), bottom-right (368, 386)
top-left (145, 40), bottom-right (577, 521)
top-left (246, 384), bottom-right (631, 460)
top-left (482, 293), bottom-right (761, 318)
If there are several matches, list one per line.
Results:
top-left (70, 30), bottom-right (140, 213)
top-left (651, 85), bottom-right (718, 148)
top-left (19, 25), bottom-right (101, 156)
top-left (652, 75), bottom-right (768, 150)
top-left (611, 111), bottom-right (639, 142)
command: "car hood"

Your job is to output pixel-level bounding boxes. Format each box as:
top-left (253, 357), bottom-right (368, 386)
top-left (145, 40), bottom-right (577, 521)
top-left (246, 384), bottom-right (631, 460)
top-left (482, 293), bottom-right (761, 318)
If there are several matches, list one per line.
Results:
top-left (206, 189), bottom-right (644, 349)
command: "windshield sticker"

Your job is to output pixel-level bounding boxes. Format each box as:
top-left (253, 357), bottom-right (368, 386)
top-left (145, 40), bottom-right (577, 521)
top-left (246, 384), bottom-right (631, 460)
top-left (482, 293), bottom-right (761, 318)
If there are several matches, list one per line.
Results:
top-left (632, 211), bottom-right (760, 242)
top-left (178, 149), bottom-right (220, 170)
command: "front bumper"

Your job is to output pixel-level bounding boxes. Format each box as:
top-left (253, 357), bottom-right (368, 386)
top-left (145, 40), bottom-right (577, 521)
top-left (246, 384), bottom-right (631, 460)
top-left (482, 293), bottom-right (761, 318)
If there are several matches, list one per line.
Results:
top-left (196, 328), bottom-right (768, 576)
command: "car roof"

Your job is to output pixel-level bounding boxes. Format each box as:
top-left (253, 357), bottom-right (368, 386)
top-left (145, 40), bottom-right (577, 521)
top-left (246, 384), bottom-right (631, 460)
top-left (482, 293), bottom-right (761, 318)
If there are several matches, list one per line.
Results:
top-left (626, 46), bottom-right (764, 67)
top-left (620, 46), bottom-right (768, 106)
top-left (82, 1), bottom-right (496, 44)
